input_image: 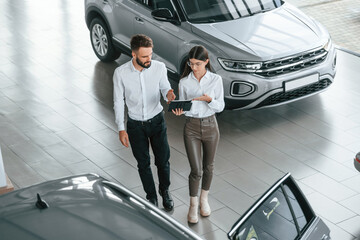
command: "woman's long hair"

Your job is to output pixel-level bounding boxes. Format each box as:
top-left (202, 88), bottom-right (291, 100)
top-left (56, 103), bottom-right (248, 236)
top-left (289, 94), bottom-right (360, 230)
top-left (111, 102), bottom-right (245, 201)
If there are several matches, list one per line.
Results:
top-left (181, 45), bottom-right (213, 79)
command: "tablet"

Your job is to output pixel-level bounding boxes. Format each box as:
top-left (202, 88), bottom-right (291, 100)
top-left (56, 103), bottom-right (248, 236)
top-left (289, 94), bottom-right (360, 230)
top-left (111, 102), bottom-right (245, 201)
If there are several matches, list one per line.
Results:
top-left (168, 100), bottom-right (192, 112)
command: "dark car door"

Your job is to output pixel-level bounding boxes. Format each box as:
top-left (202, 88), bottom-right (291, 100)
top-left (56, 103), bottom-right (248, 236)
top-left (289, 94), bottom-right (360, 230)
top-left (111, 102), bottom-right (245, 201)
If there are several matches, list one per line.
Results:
top-left (227, 173), bottom-right (331, 240)
top-left (111, 0), bottom-right (138, 50)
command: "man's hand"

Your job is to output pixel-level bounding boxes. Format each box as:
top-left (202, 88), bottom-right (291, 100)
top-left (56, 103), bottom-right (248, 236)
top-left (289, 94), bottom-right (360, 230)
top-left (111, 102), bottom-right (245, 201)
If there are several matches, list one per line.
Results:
top-left (119, 130), bottom-right (129, 148)
top-left (166, 89), bottom-right (176, 103)
top-left (193, 94), bottom-right (212, 103)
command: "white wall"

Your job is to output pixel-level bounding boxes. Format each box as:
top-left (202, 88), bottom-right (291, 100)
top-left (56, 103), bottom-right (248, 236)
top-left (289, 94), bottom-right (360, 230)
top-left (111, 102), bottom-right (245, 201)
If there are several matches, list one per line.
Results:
top-left (0, 147), bottom-right (6, 188)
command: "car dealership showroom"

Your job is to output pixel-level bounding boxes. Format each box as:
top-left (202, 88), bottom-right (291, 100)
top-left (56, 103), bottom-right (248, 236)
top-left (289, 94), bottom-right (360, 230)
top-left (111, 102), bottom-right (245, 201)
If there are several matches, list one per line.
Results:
top-left (0, 0), bottom-right (360, 239)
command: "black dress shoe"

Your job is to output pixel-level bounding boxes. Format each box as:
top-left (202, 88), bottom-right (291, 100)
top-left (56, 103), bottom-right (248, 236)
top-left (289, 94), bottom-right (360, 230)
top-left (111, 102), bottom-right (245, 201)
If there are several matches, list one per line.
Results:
top-left (159, 189), bottom-right (174, 211)
top-left (149, 198), bottom-right (158, 207)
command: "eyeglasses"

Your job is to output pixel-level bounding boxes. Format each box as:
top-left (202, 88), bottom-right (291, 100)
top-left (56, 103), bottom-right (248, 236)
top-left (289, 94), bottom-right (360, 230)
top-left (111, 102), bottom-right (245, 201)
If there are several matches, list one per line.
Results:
top-left (187, 61), bottom-right (205, 67)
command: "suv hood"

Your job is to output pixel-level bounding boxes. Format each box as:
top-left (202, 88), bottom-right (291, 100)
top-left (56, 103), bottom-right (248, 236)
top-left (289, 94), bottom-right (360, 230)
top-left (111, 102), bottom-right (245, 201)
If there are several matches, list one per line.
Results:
top-left (192, 4), bottom-right (327, 61)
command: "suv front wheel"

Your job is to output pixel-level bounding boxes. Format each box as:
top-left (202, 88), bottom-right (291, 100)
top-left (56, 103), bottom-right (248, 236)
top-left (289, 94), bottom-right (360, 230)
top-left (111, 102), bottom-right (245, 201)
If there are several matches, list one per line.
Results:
top-left (90, 18), bottom-right (120, 62)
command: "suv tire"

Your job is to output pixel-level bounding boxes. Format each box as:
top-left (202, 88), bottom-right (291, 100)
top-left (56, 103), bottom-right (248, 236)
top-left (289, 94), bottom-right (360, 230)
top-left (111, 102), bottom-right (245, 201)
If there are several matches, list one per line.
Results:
top-left (90, 18), bottom-right (120, 62)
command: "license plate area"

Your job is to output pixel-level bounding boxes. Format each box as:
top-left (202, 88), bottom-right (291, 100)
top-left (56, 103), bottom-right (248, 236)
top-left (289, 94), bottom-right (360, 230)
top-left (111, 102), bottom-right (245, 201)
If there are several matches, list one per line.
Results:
top-left (284, 74), bottom-right (319, 92)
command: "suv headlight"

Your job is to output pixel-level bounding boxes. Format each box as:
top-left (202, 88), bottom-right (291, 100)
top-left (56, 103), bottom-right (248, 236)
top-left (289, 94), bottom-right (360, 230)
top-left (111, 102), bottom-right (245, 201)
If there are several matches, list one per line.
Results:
top-left (323, 38), bottom-right (331, 52)
top-left (218, 58), bottom-right (262, 72)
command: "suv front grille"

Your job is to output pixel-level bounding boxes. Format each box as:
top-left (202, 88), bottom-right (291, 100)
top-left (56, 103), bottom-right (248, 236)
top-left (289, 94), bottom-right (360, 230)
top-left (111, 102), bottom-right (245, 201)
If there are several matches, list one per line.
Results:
top-left (256, 48), bottom-right (328, 77)
top-left (256, 79), bottom-right (332, 108)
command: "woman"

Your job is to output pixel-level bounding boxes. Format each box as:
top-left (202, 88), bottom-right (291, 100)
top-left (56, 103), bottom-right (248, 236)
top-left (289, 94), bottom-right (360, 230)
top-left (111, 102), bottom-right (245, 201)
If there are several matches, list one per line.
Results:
top-left (173, 45), bottom-right (225, 223)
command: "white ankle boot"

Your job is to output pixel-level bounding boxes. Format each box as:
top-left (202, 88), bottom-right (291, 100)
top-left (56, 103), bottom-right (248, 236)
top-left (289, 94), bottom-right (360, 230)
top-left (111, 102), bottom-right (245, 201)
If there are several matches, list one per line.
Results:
top-left (200, 189), bottom-right (211, 217)
top-left (187, 196), bottom-right (198, 223)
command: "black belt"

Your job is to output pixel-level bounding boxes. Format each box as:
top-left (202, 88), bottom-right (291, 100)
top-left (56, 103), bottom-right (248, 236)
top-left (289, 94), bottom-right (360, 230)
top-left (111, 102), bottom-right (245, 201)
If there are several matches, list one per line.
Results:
top-left (128, 111), bottom-right (163, 125)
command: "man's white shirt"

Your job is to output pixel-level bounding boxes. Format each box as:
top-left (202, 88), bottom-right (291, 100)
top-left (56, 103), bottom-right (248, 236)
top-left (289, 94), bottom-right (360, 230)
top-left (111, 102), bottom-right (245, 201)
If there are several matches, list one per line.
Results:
top-left (113, 59), bottom-right (171, 131)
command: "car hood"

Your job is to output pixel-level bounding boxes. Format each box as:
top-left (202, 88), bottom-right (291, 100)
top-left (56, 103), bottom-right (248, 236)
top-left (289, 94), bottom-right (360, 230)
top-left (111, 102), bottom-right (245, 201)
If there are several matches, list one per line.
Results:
top-left (191, 4), bottom-right (328, 61)
top-left (0, 174), bottom-right (202, 240)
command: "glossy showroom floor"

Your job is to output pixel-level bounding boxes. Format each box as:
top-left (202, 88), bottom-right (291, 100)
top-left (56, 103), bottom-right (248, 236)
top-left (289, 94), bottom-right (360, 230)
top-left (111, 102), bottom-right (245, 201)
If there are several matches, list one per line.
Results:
top-left (1, 1), bottom-right (360, 239)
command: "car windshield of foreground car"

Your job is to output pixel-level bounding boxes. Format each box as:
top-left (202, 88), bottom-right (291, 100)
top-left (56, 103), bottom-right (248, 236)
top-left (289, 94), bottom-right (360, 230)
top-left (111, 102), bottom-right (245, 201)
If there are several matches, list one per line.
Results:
top-left (179, 0), bottom-right (283, 23)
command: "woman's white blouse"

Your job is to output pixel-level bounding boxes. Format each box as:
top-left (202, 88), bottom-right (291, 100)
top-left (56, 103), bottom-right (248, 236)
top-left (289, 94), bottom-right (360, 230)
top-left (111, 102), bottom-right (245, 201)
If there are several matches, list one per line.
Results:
top-left (179, 70), bottom-right (225, 118)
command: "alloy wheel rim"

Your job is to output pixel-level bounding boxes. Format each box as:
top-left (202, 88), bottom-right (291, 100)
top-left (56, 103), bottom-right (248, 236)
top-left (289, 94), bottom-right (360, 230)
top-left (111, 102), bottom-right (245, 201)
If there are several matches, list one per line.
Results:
top-left (92, 24), bottom-right (108, 56)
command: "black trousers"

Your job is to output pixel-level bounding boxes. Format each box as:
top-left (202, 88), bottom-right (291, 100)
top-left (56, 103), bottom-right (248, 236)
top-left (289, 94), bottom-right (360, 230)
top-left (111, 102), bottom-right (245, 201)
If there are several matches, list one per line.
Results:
top-left (127, 111), bottom-right (171, 200)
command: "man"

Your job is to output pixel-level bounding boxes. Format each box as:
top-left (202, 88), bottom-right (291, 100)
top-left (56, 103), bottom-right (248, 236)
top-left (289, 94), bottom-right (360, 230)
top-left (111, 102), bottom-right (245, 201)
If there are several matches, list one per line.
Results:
top-left (113, 34), bottom-right (175, 211)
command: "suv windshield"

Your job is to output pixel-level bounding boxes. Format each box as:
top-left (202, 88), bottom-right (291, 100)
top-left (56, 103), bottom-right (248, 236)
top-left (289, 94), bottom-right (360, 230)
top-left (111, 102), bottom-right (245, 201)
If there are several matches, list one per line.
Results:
top-left (179, 0), bottom-right (282, 23)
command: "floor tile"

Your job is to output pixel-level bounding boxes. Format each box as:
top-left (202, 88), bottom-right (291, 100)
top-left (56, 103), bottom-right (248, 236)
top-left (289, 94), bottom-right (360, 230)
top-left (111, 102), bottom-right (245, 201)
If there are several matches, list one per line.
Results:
top-left (113, 147), bottom-right (138, 168)
top-left (66, 112), bottom-right (108, 133)
top-left (338, 216), bottom-right (360, 238)
top-left (223, 148), bottom-right (285, 184)
top-left (34, 112), bottom-right (74, 132)
top-left (203, 175), bottom-right (233, 195)
top-left (47, 99), bottom-right (85, 118)
top-left (229, 134), bottom-right (317, 179)
top-left (56, 128), bottom-right (98, 149)
top-left (168, 147), bottom-right (190, 174)
top-left (322, 218), bottom-right (357, 240)
top-left (306, 192), bottom-right (356, 224)
top-left (213, 155), bottom-right (238, 175)
top-left (342, 175), bottom-right (360, 193)
top-left (58, 86), bottom-right (96, 105)
top-left (16, 99), bottom-right (55, 117)
top-left (1, 85), bottom-right (37, 102)
top-left (43, 141), bottom-right (87, 166)
top-left (209, 207), bottom-right (240, 233)
top-left (8, 140), bottom-right (53, 165)
top-left (7, 110), bottom-right (41, 131)
top-left (168, 170), bottom-right (188, 191)
top-left (301, 173), bottom-right (356, 201)
top-left (23, 125), bottom-right (63, 147)
top-left (78, 143), bottom-right (122, 169)
top-left (0, 96), bottom-right (22, 115)
top-left (0, 122), bottom-right (30, 146)
top-left (304, 155), bottom-right (358, 182)
top-left (212, 186), bottom-right (255, 215)
top-left (305, 137), bottom-right (356, 163)
top-left (103, 162), bottom-right (142, 189)
top-left (219, 168), bottom-right (269, 197)
top-left (29, 159), bottom-right (72, 180)
top-left (89, 128), bottom-right (124, 152)
top-left (340, 194), bottom-right (360, 215)
top-left (202, 229), bottom-right (228, 240)
top-left (1, 145), bottom-right (45, 188)
top-left (66, 160), bottom-right (117, 183)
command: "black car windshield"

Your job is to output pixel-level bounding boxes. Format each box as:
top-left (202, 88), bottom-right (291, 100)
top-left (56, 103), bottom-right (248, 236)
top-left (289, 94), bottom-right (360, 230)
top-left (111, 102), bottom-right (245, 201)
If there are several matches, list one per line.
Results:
top-left (179, 0), bottom-right (282, 23)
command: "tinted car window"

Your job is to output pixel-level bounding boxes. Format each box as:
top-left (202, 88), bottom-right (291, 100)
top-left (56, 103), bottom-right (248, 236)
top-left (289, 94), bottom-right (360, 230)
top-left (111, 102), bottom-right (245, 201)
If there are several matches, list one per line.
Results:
top-left (235, 187), bottom-right (297, 240)
top-left (179, 0), bottom-right (282, 23)
top-left (284, 184), bottom-right (308, 231)
top-left (135, 0), bottom-right (175, 12)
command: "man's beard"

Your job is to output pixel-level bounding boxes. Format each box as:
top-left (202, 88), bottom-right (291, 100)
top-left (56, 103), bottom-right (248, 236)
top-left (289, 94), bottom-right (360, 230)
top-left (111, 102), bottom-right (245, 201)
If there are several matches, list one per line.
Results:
top-left (136, 58), bottom-right (151, 69)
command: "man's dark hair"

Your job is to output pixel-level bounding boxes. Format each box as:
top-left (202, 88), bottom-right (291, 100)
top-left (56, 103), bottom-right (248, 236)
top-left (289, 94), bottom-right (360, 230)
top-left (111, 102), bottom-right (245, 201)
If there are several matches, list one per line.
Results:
top-left (130, 34), bottom-right (153, 51)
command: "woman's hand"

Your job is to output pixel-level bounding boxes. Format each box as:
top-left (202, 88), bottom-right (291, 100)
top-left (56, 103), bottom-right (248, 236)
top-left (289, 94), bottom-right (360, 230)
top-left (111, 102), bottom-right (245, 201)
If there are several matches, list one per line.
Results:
top-left (172, 108), bottom-right (184, 116)
top-left (193, 94), bottom-right (212, 103)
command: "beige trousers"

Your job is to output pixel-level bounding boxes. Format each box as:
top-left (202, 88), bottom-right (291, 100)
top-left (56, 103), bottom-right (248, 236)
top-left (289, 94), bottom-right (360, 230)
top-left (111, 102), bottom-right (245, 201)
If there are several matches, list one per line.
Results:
top-left (184, 115), bottom-right (219, 197)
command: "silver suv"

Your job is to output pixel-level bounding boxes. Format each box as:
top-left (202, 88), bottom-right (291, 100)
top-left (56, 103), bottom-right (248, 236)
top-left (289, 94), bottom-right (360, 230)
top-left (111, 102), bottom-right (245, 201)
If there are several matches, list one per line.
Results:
top-left (85, 0), bottom-right (337, 110)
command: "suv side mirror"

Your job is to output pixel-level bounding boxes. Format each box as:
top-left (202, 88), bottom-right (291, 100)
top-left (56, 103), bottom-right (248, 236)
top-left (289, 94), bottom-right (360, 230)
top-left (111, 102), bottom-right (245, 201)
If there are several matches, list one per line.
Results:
top-left (151, 8), bottom-right (180, 25)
